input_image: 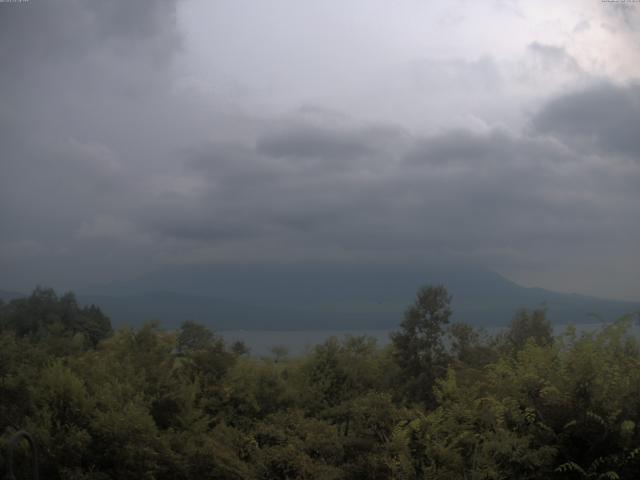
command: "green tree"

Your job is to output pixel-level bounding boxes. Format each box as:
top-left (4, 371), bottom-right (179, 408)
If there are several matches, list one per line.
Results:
top-left (0, 287), bottom-right (111, 348)
top-left (391, 285), bottom-right (452, 407)
top-left (500, 308), bottom-right (553, 354)
top-left (176, 320), bottom-right (215, 354)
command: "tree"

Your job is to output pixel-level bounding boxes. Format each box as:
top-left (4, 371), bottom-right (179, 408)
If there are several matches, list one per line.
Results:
top-left (501, 308), bottom-right (553, 353)
top-left (177, 320), bottom-right (215, 354)
top-left (391, 285), bottom-right (452, 407)
top-left (231, 340), bottom-right (250, 356)
top-left (0, 287), bottom-right (111, 348)
top-left (448, 322), bottom-right (497, 372)
top-left (269, 345), bottom-right (289, 363)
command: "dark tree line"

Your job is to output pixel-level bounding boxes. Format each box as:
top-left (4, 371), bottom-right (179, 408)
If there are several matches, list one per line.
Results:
top-left (0, 286), bottom-right (638, 479)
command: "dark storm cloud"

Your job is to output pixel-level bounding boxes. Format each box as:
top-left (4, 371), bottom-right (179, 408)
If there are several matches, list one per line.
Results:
top-left (0, 0), bottom-right (638, 299)
top-left (0, 0), bottom-right (179, 205)
top-left (397, 129), bottom-right (617, 255)
top-left (532, 82), bottom-right (640, 158)
top-left (0, 0), bottom-right (182, 289)
top-left (0, 0), bottom-right (179, 66)
top-left (131, 92), bottom-right (637, 271)
top-left (134, 120), bottom-right (405, 245)
top-left (147, 136), bottom-right (368, 243)
top-left (91, 0), bottom-right (179, 41)
top-left (256, 125), bottom-right (373, 162)
top-left (153, 217), bottom-right (268, 244)
top-left (405, 129), bottom-right (516, 166)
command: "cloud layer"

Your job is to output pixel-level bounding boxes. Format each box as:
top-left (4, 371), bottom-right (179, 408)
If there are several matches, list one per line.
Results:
top-left (0, 0), bottom-right (639, 300)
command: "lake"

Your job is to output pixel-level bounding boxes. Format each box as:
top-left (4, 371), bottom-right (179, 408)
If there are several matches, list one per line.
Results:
top-left (219, 322), bottom-right (635, 357)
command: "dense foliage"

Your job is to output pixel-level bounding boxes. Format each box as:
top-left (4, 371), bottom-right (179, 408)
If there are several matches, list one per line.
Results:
top-left (1, 286), bottom-right (639, 479)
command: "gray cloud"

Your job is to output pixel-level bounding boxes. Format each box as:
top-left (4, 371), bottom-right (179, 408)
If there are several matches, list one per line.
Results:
top-left (4, 78), bottom-right (638, 292)
top-left (409, 57), bottom-right (503, 93)
top-left (127, 103), bottom-right (638, 283)
top-left (601, 1), bottom-right (640, 30)
top-left (0, 0), bottom-right (179, 66)
top-left (0, 0), bottom-right (638, 301)
top-left (532, 82), bottom-right (640, 159)
top-left (0, 0), bottom-right (181, 287)
top-left (257, 125), bottom-right (373, 162)
top-left (405, 129), bottom-right (515, 166)
top-left (527, 42), bottom-right (581, 73)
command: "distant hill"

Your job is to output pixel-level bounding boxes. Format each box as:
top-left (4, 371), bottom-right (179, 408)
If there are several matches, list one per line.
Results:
top-left (79, 264), bottom-right (640, 330)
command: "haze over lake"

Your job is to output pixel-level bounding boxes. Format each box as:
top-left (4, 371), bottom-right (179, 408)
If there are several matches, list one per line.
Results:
top-left (220, 322), bottom-right (640, 357)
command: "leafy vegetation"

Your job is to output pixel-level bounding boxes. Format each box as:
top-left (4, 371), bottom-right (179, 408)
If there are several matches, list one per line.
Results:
top-left (1, 286), bottom-right (639, 479)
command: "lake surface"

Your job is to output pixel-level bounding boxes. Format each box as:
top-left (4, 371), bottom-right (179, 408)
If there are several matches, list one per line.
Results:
top-left (220, 322), bottom-right (635, 357)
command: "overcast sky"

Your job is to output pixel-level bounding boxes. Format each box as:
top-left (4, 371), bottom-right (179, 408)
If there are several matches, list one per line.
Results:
top-left (1, 0), bottom-right (639, 300)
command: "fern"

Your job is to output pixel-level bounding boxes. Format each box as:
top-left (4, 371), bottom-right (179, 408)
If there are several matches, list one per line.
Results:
top-left (556, 461), bottom-right (587, 476)
top-left (596, 472), bottom-right (620, 480)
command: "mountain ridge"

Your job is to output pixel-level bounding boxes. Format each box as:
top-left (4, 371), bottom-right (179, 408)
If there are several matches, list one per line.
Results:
top-left (3, 265), bottom-right (638, 330)
top-left (81, 264), bottom-right (640, 329)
